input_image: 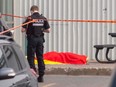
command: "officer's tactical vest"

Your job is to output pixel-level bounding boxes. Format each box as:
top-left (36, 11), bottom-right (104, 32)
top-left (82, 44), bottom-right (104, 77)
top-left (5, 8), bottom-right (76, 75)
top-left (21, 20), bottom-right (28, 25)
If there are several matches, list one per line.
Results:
top-left (32, 19), bottom-right (44, 37)
top-left (27, 13), bottom-right (45, 37)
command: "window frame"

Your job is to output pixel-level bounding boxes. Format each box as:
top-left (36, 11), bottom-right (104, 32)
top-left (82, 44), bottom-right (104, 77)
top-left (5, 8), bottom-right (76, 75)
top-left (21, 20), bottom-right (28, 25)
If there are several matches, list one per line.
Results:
top-left (0, 45), bottom-right (8, 69)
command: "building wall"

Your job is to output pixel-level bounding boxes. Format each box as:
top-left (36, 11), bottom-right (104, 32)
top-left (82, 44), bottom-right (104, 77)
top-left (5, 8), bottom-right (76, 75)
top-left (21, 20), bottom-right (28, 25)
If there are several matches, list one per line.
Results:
top-left (14, 0), bottom-right (116, 60)
top-left (0, 0), bottom-right (13, 28)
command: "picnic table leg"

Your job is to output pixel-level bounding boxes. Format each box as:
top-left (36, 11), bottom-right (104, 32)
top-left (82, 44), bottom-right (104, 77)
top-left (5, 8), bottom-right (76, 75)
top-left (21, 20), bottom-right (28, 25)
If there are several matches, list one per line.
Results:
top-left (95, 47), bottom-right (116, 63)
top-left (95, 48), bottom-right (103, 63)
top-left (106, 47), bottom-right (116, 62)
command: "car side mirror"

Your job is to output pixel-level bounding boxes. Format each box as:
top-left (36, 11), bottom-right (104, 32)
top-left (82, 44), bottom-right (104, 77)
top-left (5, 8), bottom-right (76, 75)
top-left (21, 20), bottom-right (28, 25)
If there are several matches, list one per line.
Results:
top-left (0, 68), bottom-right (16, 80)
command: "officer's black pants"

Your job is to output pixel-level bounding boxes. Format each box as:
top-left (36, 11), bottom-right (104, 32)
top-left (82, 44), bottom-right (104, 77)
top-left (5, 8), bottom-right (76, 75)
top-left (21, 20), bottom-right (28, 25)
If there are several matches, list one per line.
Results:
top-left (27, 36), bottom-right (45, 76)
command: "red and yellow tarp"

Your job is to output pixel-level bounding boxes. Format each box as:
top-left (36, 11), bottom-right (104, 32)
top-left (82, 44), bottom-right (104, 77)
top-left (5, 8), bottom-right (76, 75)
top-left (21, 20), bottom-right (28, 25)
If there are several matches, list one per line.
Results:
top-left (35, 51), bottom-right (87, 64)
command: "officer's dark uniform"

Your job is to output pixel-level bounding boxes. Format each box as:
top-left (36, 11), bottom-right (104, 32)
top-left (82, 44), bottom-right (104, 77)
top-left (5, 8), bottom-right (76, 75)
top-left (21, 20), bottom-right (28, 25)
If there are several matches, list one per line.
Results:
top-left (22, 12), bottom-right (50, 77)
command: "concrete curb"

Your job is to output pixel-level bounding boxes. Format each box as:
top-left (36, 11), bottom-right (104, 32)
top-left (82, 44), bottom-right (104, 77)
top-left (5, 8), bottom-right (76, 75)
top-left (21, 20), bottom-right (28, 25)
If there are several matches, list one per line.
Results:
top-left (45, 67), bottom-right (112, 75)
top-left (45, 62), bottom-right (116, 76)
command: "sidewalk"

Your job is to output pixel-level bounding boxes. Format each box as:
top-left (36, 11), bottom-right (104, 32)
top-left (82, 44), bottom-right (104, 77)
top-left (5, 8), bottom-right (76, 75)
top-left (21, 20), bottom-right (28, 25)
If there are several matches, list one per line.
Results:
top-left (45, 61), bottom-right (116, 76)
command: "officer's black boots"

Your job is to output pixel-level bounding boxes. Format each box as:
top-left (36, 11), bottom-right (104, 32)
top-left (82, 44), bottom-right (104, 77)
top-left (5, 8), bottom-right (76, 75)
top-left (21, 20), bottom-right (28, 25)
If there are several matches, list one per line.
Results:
top-left (38, 76), bottom-right (44, 82)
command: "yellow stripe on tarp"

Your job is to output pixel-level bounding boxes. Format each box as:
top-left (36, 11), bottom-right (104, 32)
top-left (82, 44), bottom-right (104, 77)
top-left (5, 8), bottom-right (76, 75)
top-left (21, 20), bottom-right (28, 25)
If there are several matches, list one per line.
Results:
top-left (25, 56), bottom-right (62, 65)
top-left (34, 59), bottom-right (62, 64)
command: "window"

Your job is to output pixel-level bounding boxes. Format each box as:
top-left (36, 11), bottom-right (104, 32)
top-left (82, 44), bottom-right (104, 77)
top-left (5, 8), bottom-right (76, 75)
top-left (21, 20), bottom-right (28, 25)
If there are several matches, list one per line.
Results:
top-left (0, 47), bottom-right (7, 69)
top-left (12, 45), bottom-right (27, 69)
top-left (3, 45), bottom-right (22, 72)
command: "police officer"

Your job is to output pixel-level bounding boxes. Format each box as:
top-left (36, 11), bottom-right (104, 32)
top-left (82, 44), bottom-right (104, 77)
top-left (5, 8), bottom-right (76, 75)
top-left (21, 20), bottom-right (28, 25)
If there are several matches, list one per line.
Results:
top-left (22, 5), bottom-right (50, 82)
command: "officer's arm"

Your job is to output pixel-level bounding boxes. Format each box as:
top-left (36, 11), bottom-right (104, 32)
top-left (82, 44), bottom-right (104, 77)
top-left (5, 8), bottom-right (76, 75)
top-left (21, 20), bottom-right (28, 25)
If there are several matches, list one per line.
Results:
top-left (21, 16), bottom-right (31, 33)
top-left (44, 19), bottom-right (50, 33)
top-left (21, 25), bottom-right (27, 33)
top-left (43, 28), bottom-right (50, 33)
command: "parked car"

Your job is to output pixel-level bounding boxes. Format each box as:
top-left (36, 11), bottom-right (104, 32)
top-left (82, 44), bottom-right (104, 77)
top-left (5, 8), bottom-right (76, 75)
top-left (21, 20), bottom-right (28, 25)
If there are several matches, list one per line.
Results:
top-left (109, 66), bottom-right (116, 87)
top-left (0, 35), bottom-right (38, 87)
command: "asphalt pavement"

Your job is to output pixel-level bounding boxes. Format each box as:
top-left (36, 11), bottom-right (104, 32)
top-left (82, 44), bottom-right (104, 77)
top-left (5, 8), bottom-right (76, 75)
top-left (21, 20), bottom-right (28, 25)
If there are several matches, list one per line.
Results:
top-left (39, 75), bottom-right (111, 87)
top-left (45, 60), bottom-right (116, 76)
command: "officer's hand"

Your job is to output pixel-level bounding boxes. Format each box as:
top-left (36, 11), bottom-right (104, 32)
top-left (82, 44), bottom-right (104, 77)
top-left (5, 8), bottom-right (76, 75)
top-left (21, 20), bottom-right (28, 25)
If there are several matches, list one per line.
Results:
top-left (43, 28), bottom-right (50, 33)
top-left (21, 28), bottom-right (26, 32)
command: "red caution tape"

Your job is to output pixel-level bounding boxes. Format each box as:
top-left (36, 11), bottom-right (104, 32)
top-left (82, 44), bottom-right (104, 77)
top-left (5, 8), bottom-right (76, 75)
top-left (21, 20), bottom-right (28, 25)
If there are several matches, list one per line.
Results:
top-left (2, 13), bottom-right (116, 23)
top-left (2, 14), bottom-right (26, 18)
top-left (0, 20), bottom-right (36, 35)
top-left (1, 13), bottom-right (116, 35)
